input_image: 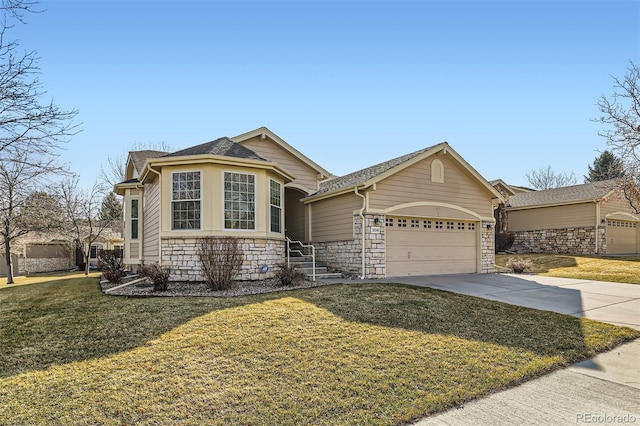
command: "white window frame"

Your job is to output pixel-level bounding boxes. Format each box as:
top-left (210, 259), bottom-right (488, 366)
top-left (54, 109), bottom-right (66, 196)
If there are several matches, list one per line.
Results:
top-left (89, 243), bottom-right (103, 259)
top-left (269, 179), bottom-right (282, 233)
top-left (130, 198), bottom-right (140, 239)
top-left (171, 171), bottom-right (202, 231)
top-left (223, 171), bottom-right (257, 231)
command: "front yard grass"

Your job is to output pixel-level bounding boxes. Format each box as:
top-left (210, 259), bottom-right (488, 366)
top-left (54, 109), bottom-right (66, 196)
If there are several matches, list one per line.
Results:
top-left (0, 277), bottom-right (638, 425)
top-left (496, 254), bottom-right (640, 284)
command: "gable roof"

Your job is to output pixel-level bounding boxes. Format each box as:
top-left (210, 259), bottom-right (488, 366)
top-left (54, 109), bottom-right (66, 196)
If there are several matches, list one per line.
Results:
top-left (305, 142), bottom-right (504, 202)
top-left (163, 137), bottom-right (266, 161)
top-left (129, 150), bottom-right (168, 175)
top-left (232, 127), bottom-right (333, 179)
top-left (507, 179), bottom-right (618, 208)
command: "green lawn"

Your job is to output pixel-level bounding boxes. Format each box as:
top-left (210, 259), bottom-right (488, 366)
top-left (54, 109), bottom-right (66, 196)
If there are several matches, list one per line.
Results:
top-left (0, 276), bottom-right (638, 425)
top-left (496, 254), bottom-right (640, 284)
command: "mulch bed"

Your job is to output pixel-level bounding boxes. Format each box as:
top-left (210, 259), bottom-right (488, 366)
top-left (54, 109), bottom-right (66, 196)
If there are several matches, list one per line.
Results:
top-left (100, 276), bottom-right (339, 298)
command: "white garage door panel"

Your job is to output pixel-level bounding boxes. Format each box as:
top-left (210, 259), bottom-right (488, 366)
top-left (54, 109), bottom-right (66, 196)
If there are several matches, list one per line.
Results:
top-left (386, 217), bottom-right (477, 277)
top-left (607, 220), bottom-right (638, 254)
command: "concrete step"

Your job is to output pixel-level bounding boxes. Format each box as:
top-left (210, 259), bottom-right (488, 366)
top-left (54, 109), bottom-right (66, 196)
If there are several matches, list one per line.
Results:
top-left (288, 255), bottom-right (314, 263)
top-left (310, 272), bottom-right (343, 280)
top-left (287, 261), bottom-right (328, 269)
top-left (300, 267), bottom-right (329, 275)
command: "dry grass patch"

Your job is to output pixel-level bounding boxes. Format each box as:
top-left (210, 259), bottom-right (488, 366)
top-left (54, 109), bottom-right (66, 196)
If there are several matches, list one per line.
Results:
top-left (0, 278), bottom-right (638, 425)
top-left (496, 254), bottom-right (640, 284)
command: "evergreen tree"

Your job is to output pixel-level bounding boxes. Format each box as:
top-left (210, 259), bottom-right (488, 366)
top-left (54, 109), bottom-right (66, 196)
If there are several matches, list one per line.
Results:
top-left (99, 192), bottom-right (123, 223)
top-left (585, 150), bottom-right (624, 182)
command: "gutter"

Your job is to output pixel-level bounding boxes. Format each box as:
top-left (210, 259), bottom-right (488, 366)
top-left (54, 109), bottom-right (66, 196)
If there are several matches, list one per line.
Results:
top-left (354, 187), bottom-right (366, 279)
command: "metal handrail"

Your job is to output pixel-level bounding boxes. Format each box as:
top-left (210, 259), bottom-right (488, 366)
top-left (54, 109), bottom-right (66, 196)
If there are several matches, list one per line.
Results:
top-left (286, 237), bottom-right (316, 282)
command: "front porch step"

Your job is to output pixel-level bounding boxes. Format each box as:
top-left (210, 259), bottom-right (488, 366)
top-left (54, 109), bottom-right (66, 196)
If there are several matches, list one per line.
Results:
top-left (313, 272), bottom-right (343, 280)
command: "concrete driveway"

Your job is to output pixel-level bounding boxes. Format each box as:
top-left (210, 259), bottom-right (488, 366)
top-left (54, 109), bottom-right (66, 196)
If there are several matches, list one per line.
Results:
top-left (387, 273), bottom-right (640, 425)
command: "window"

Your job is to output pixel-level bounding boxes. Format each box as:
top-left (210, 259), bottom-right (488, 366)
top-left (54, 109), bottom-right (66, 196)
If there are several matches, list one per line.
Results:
top-left (435, 221), bottom-right (443, 229)
top-left (224, 172), bottom-right (255, 230)
top-left (385, 218), bottom-right (393, 227)
top-left (90, 244), bottom-right (103, 259)
top-left (468, 223), bottom-right (476, 231)
top-left (131, 199), bottom-right (139, 239)
top-left (398, 219), bottom-right (407, 228)
top-left (172, 171), bottom-right (201, 230)
top-left (424, 220), bottom-right (431, 229)
top-left (269, 179), bottom-right (282, 233)
top-left (411, 219), bottom-right (420, 228)
top-left (458, 222), bottom-right (465, 230)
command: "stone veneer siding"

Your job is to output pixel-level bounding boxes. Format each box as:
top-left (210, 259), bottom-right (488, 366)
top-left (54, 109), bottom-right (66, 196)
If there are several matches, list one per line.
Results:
top-left (161, 237), bottom-right (285, 282)
top-left (314, 214), bottom-right (386, 279)
top-left (481, 222), bottom-right (496, 273)
top-left (26, 257), bottom-right (73, 274)
top-left (511, 226), bottom-right (606, 255)
top-left (314, 214), bottom-right (494, 278)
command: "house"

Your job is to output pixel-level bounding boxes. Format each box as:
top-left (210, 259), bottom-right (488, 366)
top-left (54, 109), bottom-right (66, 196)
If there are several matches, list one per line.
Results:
top-left (114, 127), bottom-right (503, 280)
top-left (502, 179), bottom-right (640, 254)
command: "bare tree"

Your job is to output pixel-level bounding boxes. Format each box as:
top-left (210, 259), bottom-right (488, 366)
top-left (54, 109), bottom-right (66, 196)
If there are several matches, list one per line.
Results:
top-left (0, 152), bottom-right (65, 283)
top-left (525, 165), bottom-right (577, 190)
top-left (0, 0), bottom-right (79, 161)
top-left (99, 141), bottom-right (172, 188)
top-left (595, 61), bottom-right (640, 212)
top-left (57, 178), bottom-right (115, 276)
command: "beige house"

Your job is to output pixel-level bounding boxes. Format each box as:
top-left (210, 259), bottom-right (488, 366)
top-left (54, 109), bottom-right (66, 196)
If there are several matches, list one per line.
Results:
top-left (114, 127), bottom-right (503, 280)
top-left (503, 180), bottom-right (640, 254)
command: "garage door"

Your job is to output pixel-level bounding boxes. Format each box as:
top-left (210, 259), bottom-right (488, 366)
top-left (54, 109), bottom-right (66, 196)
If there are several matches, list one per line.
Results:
top-left (386, 216), bottom-right (478, 277)
top-left (607, 220), bottom-right (638, 254)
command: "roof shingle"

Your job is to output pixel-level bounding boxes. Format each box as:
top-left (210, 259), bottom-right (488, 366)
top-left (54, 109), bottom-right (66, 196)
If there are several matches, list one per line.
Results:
top-left (507, 180), bottom-right (618, 208)
top-left (163, 137), bottom-right (266, 161)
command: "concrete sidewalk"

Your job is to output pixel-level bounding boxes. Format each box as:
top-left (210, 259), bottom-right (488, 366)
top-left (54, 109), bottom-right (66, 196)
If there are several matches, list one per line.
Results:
top-left (323, 274), bottom-right (640, 425)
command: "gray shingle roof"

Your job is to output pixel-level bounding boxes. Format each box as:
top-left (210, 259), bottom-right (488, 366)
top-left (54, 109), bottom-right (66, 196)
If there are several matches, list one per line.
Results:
top-left (316, 144), bottom-right (439, 195)
top-left (130, 150), bottom-right (168, 173)
top-left (507, 180), bottom-right (618, 208)
top-left (163, 137), bottom-right (266, 161)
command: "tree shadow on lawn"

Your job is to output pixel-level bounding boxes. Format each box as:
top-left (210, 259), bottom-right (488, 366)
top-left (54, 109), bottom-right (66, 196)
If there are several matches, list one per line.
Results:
top-left (1, 276), bottom-right (637, 381)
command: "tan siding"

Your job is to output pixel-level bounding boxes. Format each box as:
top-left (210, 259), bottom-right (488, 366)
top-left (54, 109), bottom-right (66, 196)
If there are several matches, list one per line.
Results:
top-left (311, 193), bottom-right (361, 242)
top-left (240, 136), bottom-right (318, 192)
top-left (601, 192), bottom-right (637, 218)
top-left (143, 177), bottom-right (161, 261)
top-left (508, 203), bottom-right (596, 231)
top-left (130, 242), bottom-right (140, 259)
top-left (369, 155), bottom-right (493, 217)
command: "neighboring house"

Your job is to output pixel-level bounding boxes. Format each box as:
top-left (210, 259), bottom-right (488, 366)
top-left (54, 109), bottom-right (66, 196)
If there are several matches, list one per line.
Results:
top-left (84, 229), bottom-right (124, 269)
top-left (502, 179), bottom-right (640, 255)
top-left (114, 127), bottom-right (503, 280)
top-left (490, 179), bottom-right (533, 233)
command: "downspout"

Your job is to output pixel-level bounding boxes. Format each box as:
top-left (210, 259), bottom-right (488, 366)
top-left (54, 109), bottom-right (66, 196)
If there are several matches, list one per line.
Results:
top-left (354, 187), bottom-right (366, 279)
top-left (595, 200), bottom-right (601, 254)
top-left (147, 167), bottom-right (162, 264)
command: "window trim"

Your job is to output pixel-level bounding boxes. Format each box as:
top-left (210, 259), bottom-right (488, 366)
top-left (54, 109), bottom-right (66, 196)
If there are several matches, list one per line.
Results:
top-left (269, 178), bottom-right (282, 233)
top-left (171, 170), bottom-right (203, 231)
top-left (223, 171), bottom-right (257, 231)
top-left (89, 243), bottom-right (103, 259)
top-left (130, 198), bottom-right (140, 240)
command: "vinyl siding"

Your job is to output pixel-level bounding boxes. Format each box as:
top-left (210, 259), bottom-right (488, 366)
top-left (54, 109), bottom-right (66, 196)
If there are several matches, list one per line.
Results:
top-left (240, 135), bottom-right (319, 192)
top-left (508, 203), bottom-right (596, 231)
top-left (369, 155), bottom-right (493, 217)
top-left (143, 176), bottom-right (161, 262)
top-left (601, 192), bottom-right (637, 218)
top-left (310, 192), bottom-right (361, 242)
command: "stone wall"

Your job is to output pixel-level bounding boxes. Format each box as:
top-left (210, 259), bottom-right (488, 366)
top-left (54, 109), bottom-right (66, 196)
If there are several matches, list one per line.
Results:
top-left (314, 214), bottom-right (386, 279)
top-left (160, 237), bottom-right (285, 282)
top-left (511, 227), bottom-right (605, 254)
top-left (482, 222), bottom-right (496, 273)
top-left (26, 257), bottom-right (73, 274)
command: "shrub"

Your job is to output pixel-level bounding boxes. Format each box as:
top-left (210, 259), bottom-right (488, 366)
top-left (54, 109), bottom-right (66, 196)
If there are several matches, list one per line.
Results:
top-left (98, 251), bottom-right (125, 283)
top-left (495, 232), bottom-right (515, 252)
top-left (140, 263), bottom-right (171, 292)
top-left (275, 263), bottom-right (307, 286)
top-left (506, 257), bottom-right (533, 274)
top-left (198, 237), bottom-right (244, 291)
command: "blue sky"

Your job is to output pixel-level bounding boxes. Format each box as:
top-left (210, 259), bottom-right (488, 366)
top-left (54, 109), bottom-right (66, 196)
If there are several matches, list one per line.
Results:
top-left (11, 0), bottom-right (640, 189)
